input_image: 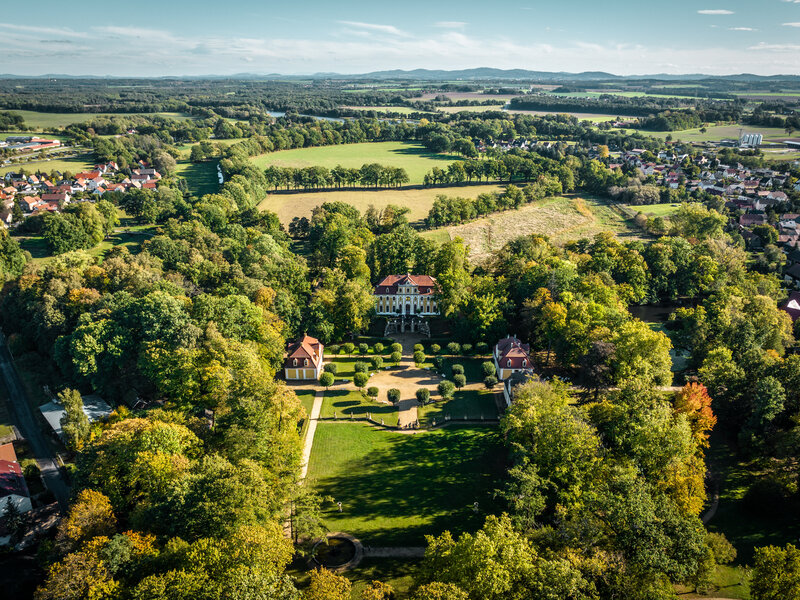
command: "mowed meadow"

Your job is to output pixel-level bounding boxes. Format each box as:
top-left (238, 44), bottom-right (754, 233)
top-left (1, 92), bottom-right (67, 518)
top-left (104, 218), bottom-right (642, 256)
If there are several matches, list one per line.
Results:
top-left (258, 183), bottom-right (505, 226)
top-left (248, 141), bottom-right (460, 185)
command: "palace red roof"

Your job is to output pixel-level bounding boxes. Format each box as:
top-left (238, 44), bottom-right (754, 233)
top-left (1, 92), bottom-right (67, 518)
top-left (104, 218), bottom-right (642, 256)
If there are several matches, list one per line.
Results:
top-left (374, 274), bottom-right (437, 295)
top-left (496, 336), bottom-right (533, 370)
top-left (284, 334), bottom-right (323, 368)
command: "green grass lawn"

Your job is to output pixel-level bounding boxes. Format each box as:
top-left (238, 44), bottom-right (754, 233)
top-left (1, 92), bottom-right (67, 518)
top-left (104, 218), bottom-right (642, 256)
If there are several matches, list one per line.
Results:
top-left (7, 110), bottom-right (195, 129)
top-left (630, 202), bottom-right (698, 218)
top-left (294, 389), bottom-right (317, 440)
top-left (643, 124), bottom-right (789, 143)
top-left (259, 183), bottom-right (505, 227)
top-left (0, 153), bottom-right (96, 176)
top-left (307, 422), bottom-right (506, 545)
top-left (320, 389), bottom-right (398, 426)
top-left (174, 159), bottom-right (219, 197)
top-left (249, 141), bottom-right (460, 185)
top-left (440, 357), bottom-right (487, 383)
top-left (705, 434), bottom-right (800, 566)
top-left (418, 390), bottom-right (499, 426)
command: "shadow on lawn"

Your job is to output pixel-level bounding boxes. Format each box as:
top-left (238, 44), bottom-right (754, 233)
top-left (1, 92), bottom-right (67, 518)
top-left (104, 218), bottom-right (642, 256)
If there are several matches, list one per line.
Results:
top-left (312, 426), bottom-right (507, 545)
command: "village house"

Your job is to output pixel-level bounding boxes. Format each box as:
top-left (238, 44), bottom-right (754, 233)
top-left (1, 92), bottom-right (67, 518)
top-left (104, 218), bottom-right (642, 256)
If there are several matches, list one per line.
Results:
top-left (493, 335), bottom-right (535, 381)
top-left (284, 334), bottom-right (324, 380)
top-left (0, 443), bottom-right (32, 518)
top-left (373, 274), bottom-right (439, 316)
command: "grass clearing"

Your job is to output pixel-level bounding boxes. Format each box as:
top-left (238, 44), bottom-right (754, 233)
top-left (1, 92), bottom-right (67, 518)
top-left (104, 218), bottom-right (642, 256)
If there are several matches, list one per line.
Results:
top-left (307, 422), bottom-right (505, 545)
top-left (629, 202), bottom-right (694, 218)
top-left (503, 109), bottom-right (624, 122)
top-left (8, 110), bottom-right (195, 129)
top-left (431, 195), bottom-right (642, 261)
top-left (644, 124), bottom-right (789, 143)
top-left (174, 159), bottom-right (220, 197)
top-left (0, 153), bottom-right (96, 176)
top-left (341, 106), bottom-right (428, 115)
top-left (248, 141), bottom-right (460, 185)
top-left (258, 183), bottom-right (505, 226)
top-left (437, 105), bottom-right (505, 114)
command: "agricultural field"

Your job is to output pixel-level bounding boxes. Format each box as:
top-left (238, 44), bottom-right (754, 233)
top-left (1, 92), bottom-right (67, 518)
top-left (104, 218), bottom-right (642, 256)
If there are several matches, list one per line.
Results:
top-left (429, 195), bottom-right (642, 261)
top-left (248, 141), bottom-right (460, 185)
top-left (6, 110), bottom-right (196, 129)
top-left (306, 422), bottom-right (505, 546)
top-left (437, 105), bottom-right (505, 114)
top-left (502, 108), bottom-right (621, 122)
top-left (0, 153), bottom-right (96, 176)
top-left (258, 183), bottom-right (505, 226)
top-left (341, 106), bottom-right (428, 115)
top-left (645, 124), bottom-right (789, 143)
top-left (419, 92), bottom-right (521, 102)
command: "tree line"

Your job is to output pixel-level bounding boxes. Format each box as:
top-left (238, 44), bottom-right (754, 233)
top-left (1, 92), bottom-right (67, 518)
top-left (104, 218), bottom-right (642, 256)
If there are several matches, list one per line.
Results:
top-left (263, 163), bottom-right (410, 190)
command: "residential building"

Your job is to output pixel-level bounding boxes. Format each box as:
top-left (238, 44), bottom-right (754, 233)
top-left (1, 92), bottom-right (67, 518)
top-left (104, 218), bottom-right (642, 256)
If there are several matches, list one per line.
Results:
top-left (494, 335), bottom-right (535, 381)
top-left (39, 394), bottom-right (112, 441)
top-left (0, 443), bottom-right (32, 517)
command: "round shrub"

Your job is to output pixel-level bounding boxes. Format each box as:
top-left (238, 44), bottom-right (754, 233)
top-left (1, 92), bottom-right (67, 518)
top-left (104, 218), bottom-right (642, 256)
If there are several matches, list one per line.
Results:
top-left (706, 532), bottom-right (736, 565)
top-left (319, 372), bottom-right (335, 388)
top-left (416, 388), bottom-right (430, 404)
top-left (451, 364), bottom-right (465, 376)
top-left (433, 356), bottom-right (444, 370)
top-left (387, 388), bottom-right (401, 404)
top-left (367, 386), bottom-right (379, 398)
top-left (431, 344), bottom-right (441, 354)
top-left (476, 342), bottom-right (489, 355)
top-left (482, 361), bottom-right (496, 377)
top-left (374, 342), bottom-right (384, 354)
top-left (438, 380), bottom-right (455, 399)
top-left (447, 342), bottom-right (461, 355)
top-left (354, 372), bottom-right (369, 389)
top-left (484, 375), bottom-right (498, 389)
top-left (453, 374), bottom-right (467, 389)
top-left (390, 342), bottom-right (403, 354)
top-left (358, 343), bottom-right (369, 355)
top-left (414, 351), bottom-right (425, 364)
top-left (328, 344), bottom-right (340, 355)
top-left (354, 361), bottom-right (369, 374)
top-left (371, 356), bottom-right (384, 370)
top-left (413, 343), bottom-right (424, 353)
top-left (390, 351), bottom-right (402, 364)
top-left (461, 343), bottom-right (473, 355)
top-left (343, 342), bottom-right (355, 355)
top-left (324, 363), bottom-right (338, 375)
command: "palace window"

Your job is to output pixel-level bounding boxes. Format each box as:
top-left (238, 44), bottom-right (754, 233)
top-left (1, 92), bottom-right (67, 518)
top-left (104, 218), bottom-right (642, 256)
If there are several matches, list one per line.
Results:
top-left (522, 359), bottom-right (527, 367)
top-left (304, 359), bottom-right (309, 367)
top-left (506, 359), bottom-right (512, 367)
top-left (292, 359), bottom-right (298, 366)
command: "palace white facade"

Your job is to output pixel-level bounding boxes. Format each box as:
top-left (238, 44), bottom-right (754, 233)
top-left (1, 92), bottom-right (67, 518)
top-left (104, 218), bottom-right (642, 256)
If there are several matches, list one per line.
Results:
top-left (374, 274), bottom-right (439, 316)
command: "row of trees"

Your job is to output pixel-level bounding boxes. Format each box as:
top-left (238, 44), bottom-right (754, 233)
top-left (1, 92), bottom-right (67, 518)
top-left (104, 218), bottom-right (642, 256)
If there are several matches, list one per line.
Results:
top-left (264, 163), bottom-right (410, 190)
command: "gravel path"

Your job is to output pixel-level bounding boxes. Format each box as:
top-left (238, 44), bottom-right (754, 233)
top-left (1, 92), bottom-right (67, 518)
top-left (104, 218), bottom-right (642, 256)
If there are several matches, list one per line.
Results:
top-left (300, 389), bottom-right (324, 479)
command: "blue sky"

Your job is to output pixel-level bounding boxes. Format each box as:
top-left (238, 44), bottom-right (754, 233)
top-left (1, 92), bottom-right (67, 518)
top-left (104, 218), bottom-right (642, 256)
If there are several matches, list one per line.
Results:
top-left (2, 0), bottom-right (799, 76)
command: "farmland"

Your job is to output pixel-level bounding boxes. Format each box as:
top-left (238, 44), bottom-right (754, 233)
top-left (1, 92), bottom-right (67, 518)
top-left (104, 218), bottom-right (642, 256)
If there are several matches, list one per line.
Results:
top-left (174, 158), bottom-right (220, 197)
top-left (258, 183), bottom-right (505, 226)
top-left (248, 141), bottom-right (460, 185)
top-left (5, 110), bottom-right (196, 129)
top-left (645, 124), bottom-right (789, 143)
top-left (428, 195), bottom-right (642, 261)
top-left (341, 106), bottom-right (428, 115)
top-left (0, 153), bottom-right (96, 176)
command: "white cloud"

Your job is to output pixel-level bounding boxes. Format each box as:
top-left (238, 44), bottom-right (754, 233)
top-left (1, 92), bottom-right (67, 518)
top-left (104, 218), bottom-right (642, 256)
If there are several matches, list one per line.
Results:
top-left (0, 23), bottom-right (88, 38)
top-left (749, 42), bottom-right (800, 51)
top-left (435, 21), bottom-right (467, 28)
top-left (729, 27), bottom-right (756, 31)
top-left (337, 21), bottom-right (409, 37)
top-left (783, 22), bottom-right (800, 27)
top-left (697, 9), bottom-right (734, 14)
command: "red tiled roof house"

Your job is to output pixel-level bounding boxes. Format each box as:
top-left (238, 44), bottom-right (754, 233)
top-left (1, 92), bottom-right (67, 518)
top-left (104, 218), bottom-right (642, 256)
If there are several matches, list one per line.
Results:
top-left (0, 443), bottom-right (32, 517)
top-left (284, 334), bottom-right (324, 380)
top-left (494, 335), bottom-right (534, 381)
top-left (373, 274), bottom-right (439, 316)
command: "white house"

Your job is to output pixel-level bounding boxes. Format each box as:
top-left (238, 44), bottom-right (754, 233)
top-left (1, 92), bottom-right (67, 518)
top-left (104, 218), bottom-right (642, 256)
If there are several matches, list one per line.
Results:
top-left (494, 335), bottom-right (535, 381)
top-left (373, 274), bottom-right (439, 316)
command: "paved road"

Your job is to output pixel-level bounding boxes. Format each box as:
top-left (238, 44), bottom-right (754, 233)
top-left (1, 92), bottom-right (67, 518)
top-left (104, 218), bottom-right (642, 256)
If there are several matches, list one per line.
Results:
top-left (0, 332), bottom-right (69, 512)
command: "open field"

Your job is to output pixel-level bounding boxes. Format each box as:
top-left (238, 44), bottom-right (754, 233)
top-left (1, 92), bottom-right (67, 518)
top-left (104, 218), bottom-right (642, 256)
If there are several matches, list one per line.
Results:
top-left (502, 108), bottom-right (621, 122)
top-left (629, 202), bottom-right (693, 218)
top-left (249, 141), bottom-right (459, 185)
top-left (341, 106), bottom-right (428, 115)
top-left (644, 124), bottom-right (789, 143)
top-left (420, 92), bottom-right (521, 101)
top-left (437, 105), bottom-right (505, 114)
top-left (0, 153), bottom-right (96, 176)
top-left (306, 422), bottom-right (505, 545)
top-left (258, 183), bottom-right (505, 226)
top-left (429, 195), bottom-right (642, 261)
top-left (174, 159), bottom-right (220, 197)
top-left (8, 110), bottom-right (195, 129)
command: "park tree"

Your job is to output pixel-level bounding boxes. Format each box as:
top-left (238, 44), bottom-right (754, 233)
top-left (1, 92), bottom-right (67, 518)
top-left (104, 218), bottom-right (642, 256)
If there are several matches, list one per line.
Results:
top-left (55, 489), bottom-right (117, 554)
top-left (751, 544), bottom-right (800, 600)
top-left (387, 388), bottom-right (401, 404)
top-left (453, 374), bottom-right (466, 389)
top-left (354, 372), bottom-right (369, 390)
top-left (411, 583), bottom-right (469, 600)
top-left (361, 581), bottom-right (395, 600)
top-left (390, 351), bottom-right (402, 365)
top-left (371, 356), bottom-right (384, 370)
top-left (416, 388), bottom-right (430, 405)
top-left (59, 388), bottom-right (91, 451)
top-left (414, 351), bottom-right (425, 364)
top-left (320, 372), bottom-right (335, 388)
top-left (309, 268), bottom-right (374, 343)
top-left (674, 383), bottom-right (716, 448)
top-left (305, 569), bottom-right (351, 600)
top-left (438, 381), bottom-right (455, 400)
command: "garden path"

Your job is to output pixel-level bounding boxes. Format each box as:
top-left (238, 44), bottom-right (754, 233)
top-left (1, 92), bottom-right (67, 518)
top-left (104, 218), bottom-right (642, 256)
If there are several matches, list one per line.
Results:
top-left (300, 389), bottom-right (324, 479)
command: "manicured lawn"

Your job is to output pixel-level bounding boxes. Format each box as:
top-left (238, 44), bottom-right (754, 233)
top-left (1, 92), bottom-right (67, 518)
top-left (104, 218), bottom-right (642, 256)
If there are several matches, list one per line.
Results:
top-left (294, 389), bottom-right (317, 440)
top-left (320, 389), bottom-right (398, 426)
top-left (249, 141), bottom-right (460, 185)
top-left (418, 389), bottom-right (499, 426)
top-left (325, 356), bottom-right (386, 381)
top-left (440, 357), bottom-right (487, 383)
top-left (259, 183), bottom-right (505, 227)
top-left (0, 153), bottom-right (96, 176)
top-left (705, 434), bottom-right (800, 565)
top-left (306, 422), bottom-right (506, 545)
top-left (174, 159), bottom-right (219, 197)
top-left (675, 564), bottom-right (751, 599)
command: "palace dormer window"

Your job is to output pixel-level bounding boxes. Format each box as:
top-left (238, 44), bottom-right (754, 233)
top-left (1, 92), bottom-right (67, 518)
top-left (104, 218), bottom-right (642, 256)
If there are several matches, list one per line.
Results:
top-left (506, 359), bottom-right (512, 367)
top-left (304, 359), bottom-right (309, 366)
top-left (293, 359), bottom-right (298, 366)
top-left (522, 359), bottom-right (527, 367)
